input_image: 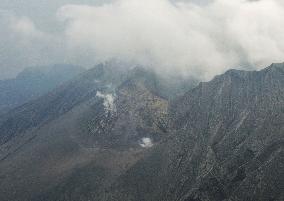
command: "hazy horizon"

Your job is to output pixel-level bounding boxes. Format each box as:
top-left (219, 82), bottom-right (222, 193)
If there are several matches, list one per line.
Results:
top-left (1, 0), bottom-right (284, 80)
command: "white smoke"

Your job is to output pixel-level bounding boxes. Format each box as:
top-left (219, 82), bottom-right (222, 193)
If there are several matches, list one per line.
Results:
top-left (140, 137), bottom-right (154, 148)
top-left (96, 91), bottom-right (116, 114)
top-left (57, 0), bottom-right (284, 80)
top-left (1, 0), bottom-right (284, 80)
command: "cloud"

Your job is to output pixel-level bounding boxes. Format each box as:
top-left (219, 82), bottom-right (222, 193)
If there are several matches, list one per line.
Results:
top-left (1, 0), bottom-right (284, 80)
top-left (0, 10), bottom-right (64, 79)
top-left (57, 0), bottom-right (284, 80)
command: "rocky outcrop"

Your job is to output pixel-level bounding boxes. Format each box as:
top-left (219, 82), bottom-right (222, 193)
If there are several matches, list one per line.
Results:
top-left (0, 64), bottom-right (170, 201)
top-left (0, 63), bottom-right (283, 201)
top-left (105, 63), bottom-right (284, 201)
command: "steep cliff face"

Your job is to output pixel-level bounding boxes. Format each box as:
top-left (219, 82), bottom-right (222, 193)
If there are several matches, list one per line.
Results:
top-left (105, 63), bottom-right (284, 201)
top-left (0, 63), bottom-right (283, 201)
top-left (170, 63), bottom-right (284, 201)
top-left (0, 64), bottom-right (170, 201)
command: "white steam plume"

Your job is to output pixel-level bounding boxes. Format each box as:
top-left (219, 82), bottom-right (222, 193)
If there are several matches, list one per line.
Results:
top-left (57, 0), bottom-right (284, 80)
top-left (1, 0), bottom-right (284, 80)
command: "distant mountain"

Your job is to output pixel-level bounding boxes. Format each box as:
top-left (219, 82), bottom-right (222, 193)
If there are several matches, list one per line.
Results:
top-left (0, 64), bottom-right (85, 114)
top-left (0, 62), bottom-right (283, 201)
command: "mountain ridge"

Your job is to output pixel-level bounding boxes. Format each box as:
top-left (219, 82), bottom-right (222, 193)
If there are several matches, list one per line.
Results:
top-left (0, 62), bottom-right (283, 201)
top-left (105, 62), bottom-right (284, 201)
top-left (0, 64), bottom-right (85, 115)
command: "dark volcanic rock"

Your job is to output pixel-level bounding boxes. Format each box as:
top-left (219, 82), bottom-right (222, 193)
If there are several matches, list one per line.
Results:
top-left (0, 63), bottom-right (170, 201)
top-left (0, 62), bottom-right (283, 201)
top-left (104, 63), bottom-right (284, 201)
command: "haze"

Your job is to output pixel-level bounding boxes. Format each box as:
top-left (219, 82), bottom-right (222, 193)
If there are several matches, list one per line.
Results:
top-left (0, 0), bottom-right (283, 80)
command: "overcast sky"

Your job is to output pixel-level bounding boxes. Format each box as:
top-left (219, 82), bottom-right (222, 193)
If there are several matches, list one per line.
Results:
top-left (0, 0), bottom-right (283, 80)
top-left (0, 0), bottom-right (110, 31)
top-left (0, 0), bottom-right (211, 34)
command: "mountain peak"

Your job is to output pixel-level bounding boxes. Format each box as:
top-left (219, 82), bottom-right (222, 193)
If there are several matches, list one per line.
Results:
top-left (266, 62), bottom-right (284, 72)
top-left (0, 63), bottom-right (283, 201)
